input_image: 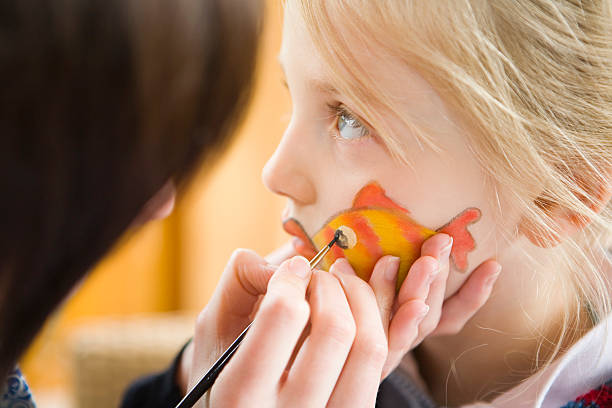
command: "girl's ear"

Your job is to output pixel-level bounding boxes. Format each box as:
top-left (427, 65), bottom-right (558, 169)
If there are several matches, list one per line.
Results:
top-left (518, 171), bottom-right (612, 248)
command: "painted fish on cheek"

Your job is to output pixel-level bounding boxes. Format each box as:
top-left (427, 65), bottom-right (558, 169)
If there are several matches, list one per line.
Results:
top-left (283, 182), bottom-right (481, 289)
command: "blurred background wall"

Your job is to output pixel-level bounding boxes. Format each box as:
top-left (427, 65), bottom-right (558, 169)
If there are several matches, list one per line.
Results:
top-left (19, 1), bottom-right (290, 405)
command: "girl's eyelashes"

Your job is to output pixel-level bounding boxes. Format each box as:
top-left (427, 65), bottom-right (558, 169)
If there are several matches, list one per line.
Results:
top-left (328, 104), bottom-right (371, 141)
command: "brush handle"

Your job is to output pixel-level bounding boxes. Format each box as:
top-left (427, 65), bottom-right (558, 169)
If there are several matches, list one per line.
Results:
top-left (175, 322), bottom-right (252, 408)
top-left (175, 240), bottom-right (335, 408)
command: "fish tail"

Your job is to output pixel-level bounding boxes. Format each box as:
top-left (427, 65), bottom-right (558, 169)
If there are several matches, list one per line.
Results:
top-left (436, 208), bottom-right (481, 272)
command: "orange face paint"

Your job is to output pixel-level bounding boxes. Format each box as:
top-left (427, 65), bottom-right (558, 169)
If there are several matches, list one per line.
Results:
top-left (283, 182), bottom-right (481, 288)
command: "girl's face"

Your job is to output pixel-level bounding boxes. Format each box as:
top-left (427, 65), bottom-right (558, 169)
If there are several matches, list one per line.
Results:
top-left (264, 7), bottom-right (521, 296)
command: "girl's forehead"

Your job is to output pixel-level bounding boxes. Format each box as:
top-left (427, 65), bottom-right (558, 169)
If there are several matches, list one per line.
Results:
top-left (280, 6), bottom-right (458, 142)
top-left (279, 6), bottom-right (326, 78)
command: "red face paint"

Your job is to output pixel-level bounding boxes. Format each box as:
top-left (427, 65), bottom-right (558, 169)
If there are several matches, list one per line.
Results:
top-left (284, 182), bottom-right (481, 288)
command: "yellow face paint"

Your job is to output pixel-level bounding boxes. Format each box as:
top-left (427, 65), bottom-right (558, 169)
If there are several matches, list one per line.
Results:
top-left (284, 182), bottom-right (481, 288)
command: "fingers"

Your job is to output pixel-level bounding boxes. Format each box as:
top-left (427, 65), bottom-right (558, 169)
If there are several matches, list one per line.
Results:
top-left (232, 249), bottom-right (278, 297)
top-left (211, 249), bottom-right (277, 314)
top-left (197, 249), bottom-right (278, 343)
top-left (326, 258), bottom-right (390, 407)
top-left (265, 241), bottom-right (297, 265)
top-left (383, 253), bottom-right (439, 378)
top-left (431, 260), bottom-right (501, 336)
top-left (413, 234), bottom-right (453, 341)
top-left (219, 256), bottom-right (312, 395)
top-left (382, 234), bottom-right (451, 377)
top-left (190, 249), bottom-right (279, 396)
top-left (281, 269), bottom-right (356, 407)
top-left (368, 255), bottom-right (401, 338)
top-left (383, 300), bottom-right (428, 377)
top-left (383, 233), bottom-right (502, 379)
top-left (397, 255), bottom-right (439, 305)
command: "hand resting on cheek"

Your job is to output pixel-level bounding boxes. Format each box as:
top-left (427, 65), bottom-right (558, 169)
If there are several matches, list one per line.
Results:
top-left (178, 234), bottom-right (500, 407)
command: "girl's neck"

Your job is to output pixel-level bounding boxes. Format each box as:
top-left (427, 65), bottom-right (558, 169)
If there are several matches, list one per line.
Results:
top-left (413, 238), bottom-right (601, 406)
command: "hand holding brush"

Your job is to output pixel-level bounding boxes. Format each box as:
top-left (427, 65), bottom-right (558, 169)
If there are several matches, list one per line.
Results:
top-left (176, 231), bottom-right (500, 407)
top-left (176, 227), bottom-right (356, 407)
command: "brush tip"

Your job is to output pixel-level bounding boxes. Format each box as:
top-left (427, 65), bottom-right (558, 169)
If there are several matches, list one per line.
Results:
top-left (335, 225), bottom-right (357, 250)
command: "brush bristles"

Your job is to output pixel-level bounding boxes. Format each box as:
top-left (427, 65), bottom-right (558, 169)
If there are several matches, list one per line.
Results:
top-left (335, 226), bottom-right (357, 249)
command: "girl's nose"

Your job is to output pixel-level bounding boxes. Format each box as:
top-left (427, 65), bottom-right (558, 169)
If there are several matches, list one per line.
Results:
top-left (262, 128), bottom-right (317, 206)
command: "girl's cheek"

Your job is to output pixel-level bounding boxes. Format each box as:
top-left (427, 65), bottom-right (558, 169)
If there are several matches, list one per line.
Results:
top-left (332, 137), bottom-right (389, 172)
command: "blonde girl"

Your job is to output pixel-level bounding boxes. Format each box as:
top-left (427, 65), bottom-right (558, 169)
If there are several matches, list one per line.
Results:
top-left (132, 1), bottom-right (612, 407)
top-left (261, 0), bottom-right (612, 406)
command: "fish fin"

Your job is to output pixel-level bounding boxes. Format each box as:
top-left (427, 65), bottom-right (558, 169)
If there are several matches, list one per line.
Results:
top-left (353, 182), bottom-right (410, 213)
top-left (436, 208), bottom-right (481, 273)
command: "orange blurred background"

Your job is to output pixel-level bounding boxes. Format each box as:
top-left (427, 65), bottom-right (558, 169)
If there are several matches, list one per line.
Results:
top-left (19, 1), bottom-right (290, 405)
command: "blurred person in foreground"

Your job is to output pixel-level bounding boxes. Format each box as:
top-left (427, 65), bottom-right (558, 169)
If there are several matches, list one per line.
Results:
top-left (0, 0), bottom-right (260, 405)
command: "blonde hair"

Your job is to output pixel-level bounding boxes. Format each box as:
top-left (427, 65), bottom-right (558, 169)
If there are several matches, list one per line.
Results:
top-left (289, 0), bottom-right (612, 370)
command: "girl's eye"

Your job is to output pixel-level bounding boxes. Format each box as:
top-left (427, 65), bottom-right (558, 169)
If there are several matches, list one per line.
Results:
top-left (334, 106), bottom-right (370, 141)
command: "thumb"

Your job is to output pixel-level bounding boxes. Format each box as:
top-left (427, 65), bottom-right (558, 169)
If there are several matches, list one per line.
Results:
top-left (265, 241), bottom-right (297, 265)
top-left (191, 249), bottom-right (278, 391)
top-left (210, 249), bottom-right (278, 319)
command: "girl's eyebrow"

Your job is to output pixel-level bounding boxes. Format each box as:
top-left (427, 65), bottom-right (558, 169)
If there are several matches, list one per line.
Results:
top-left (307, 78), bottom-right (339, 96)
top-left (278, 54), bottom-right (339, 96)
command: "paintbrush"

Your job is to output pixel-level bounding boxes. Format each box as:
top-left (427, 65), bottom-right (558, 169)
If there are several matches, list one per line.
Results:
top-left (175, 226), bottom-right (357, 408)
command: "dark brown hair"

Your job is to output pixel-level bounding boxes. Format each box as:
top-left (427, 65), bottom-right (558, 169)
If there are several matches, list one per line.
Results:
top-left (0, 0), bottom-right (261, 379)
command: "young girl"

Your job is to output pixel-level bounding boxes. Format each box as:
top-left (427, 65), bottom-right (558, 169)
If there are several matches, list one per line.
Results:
top-left (260, 0), bottom-right (612, 406)
top-left (135, 1), bottom-right (610, 407)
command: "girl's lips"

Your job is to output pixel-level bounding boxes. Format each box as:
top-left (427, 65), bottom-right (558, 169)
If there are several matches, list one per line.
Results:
top-left (283, 218), bottom-right (318, 259)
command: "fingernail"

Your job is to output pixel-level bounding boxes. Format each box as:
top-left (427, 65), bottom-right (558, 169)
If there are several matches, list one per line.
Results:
top-left (291, 256), bottom-right (311, 279)
top-left (331, 257), bottom-right (350, 274)
top-left (485, 265), bottom-right (502, 287)
top-left (385, 256), bottom-right (400, 282)
top-left (440, 236), bottom-right (453, 258)
top-left (417, 304), bottom-right (430, 322)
